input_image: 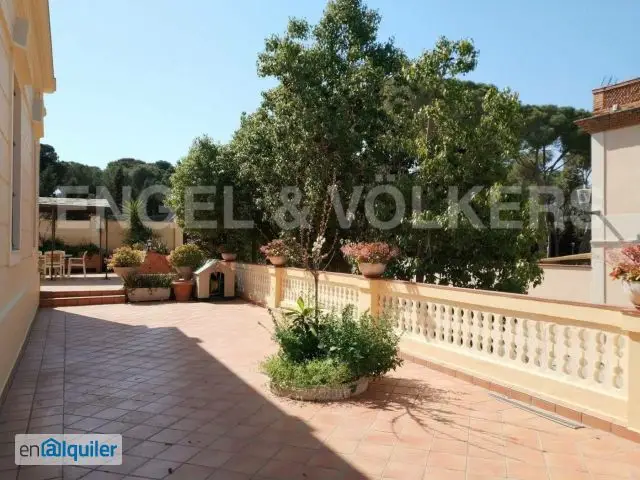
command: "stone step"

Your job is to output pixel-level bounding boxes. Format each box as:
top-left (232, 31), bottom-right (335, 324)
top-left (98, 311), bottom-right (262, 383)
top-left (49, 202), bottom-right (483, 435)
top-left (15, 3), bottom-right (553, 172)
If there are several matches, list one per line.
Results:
top-left (40, 289), bottom-right (124, 299)
top-left (39, 294), bottom-right (126, 308)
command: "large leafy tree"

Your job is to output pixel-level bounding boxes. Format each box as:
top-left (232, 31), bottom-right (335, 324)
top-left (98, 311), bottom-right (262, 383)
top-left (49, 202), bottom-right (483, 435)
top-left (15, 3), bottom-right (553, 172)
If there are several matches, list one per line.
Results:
top-left (167, 136), bottom-right (260, 258)
top-left (511, 105), bottom-right (592, 256)
top-left (233, 0), bottom-right (405, 266)
top-left (376, 40), bottom-right (544, 292)
top-left (213, 0), bottom-right (545, 292)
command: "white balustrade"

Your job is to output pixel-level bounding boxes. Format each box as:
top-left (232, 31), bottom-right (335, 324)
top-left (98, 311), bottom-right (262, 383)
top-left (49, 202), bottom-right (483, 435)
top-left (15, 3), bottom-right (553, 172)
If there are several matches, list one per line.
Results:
top-left (234, 263), bottom-right (640, 428)
top-left (235, 264), bottom-right (271, 305)
top-left (281, 269), bottom-right (360, 316)
top-left (377, 285), bottom-right (630, 401)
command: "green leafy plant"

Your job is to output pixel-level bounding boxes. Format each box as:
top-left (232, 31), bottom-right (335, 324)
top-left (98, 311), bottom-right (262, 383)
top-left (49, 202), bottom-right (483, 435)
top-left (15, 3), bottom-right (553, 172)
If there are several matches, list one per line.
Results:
top-left (122, 199), bottom-right (153, 246)
top-left (67, 242), bottom-right (100, 257)
top-left (122, 273), bottom-right (174, 290)
top-left (261, 355), bottom-right (351, 389)
top-left (39, 236), bottom-right (67, 252)
top-left (107, 246), bottom-right (143, 268)
top-left (272, 298), bottom-right (323, 363)
top-left (130, 237), bottom-right (170, 255)
top-left (319, 306), bottom-right (403, 379)
top-left (168, 243), bottom-right (205, 269)
top-left (264, 299), bottom-right (402, 389)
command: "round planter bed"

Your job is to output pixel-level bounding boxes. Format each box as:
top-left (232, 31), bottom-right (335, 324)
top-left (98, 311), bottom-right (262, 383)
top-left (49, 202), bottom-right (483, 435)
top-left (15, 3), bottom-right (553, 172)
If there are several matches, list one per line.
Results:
top-left (270, 377), bottom-right (369, 401)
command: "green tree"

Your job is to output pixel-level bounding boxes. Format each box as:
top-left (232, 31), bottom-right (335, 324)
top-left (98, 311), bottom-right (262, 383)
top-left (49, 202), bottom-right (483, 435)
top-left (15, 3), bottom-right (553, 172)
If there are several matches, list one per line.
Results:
top-left (167, 136), bottom-right (259, 258)
top-left (512, 105), bottom-right (592, 257)
top-left (113, 167), bottom-right (125, 210)
top-left (122, 199), bottom-right (153, 246)
top-left (233, 0), bottom-right (405, 270)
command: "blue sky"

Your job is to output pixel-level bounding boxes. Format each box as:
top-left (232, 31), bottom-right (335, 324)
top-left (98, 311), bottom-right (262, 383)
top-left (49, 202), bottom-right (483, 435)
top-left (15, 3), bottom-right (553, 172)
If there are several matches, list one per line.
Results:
top-left (43, 0), bottom-right (639, 168)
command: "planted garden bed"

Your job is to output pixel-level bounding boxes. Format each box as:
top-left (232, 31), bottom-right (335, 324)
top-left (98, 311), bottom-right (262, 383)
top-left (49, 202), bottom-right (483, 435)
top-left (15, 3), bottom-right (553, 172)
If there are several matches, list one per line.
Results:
top-left (123, 273), bottom-right (174, 303)
top-left (262, 298), bottom-right (402, 402)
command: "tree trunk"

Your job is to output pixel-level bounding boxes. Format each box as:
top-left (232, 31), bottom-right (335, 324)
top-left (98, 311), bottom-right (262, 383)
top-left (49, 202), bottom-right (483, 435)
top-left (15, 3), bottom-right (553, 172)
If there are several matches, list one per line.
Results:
top-left (313, 272), bottom-right (319, 321)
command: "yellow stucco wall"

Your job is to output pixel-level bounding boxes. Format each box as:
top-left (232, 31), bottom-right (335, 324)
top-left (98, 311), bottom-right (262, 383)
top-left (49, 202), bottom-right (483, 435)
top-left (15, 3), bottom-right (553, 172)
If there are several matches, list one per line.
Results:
top-left (38, 219), bottom-right (184, 251)
top-left (0, 0), bottom-right (55, 395)
top-left (528, 265), bottom-right (592, 303)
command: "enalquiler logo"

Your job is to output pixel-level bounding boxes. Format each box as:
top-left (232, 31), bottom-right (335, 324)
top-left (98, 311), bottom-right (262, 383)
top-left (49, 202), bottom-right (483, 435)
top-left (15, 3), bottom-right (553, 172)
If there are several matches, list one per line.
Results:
top-left (15, 434), bottom-right (122, 465)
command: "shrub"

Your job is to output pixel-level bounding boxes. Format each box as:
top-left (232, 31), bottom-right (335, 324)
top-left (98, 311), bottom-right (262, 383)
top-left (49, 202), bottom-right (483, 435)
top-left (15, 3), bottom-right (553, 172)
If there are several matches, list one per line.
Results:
top-left (39, 239), bottom-right (100, 257)
top-left (264, 298), bottom-right (402, 388)
top-left (131, 238), bottom-right (170, 255)
top-left (107, 247), bottom-right (143, 268)
top-left (122, 199), bottom-right (153, 246)
top-left (271, 298), bottom-right (323, 363)
top-left (341, 242), bottom-right (399, 264)
top-left (67, 242), bottom-right (100, 257)
top-left (609, 245), bottom-right (640, 282)
top-left (169, 243), bottom-right (205, 269)
top-left (319, 306), bottom-right (403, 379)
top-left (261, 355), bottom-right (351, 389)
top-left (260, 239), bottom-right (289, 257)
top-left (39, 237), bottom-right (66, 252)
top-left (122, 273), bottom-right (174, 289)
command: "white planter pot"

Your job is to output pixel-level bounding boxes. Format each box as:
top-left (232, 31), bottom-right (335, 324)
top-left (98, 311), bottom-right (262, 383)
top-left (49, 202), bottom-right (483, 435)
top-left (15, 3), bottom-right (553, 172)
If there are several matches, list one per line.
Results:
top-left (268, 256), bottom-right (286, 266)
top-left (358, 262), bottom-right (386, 278)
top-left (221, 253), bottom-right (237, 262)
top-left (623, 281), bottom-right (640, 310)
top-left (113, 266), bottom-right (137, 278)
top-left (127, 287), bottom-right (171, 303)
top-left (175, 266), bottom-right (193, 280)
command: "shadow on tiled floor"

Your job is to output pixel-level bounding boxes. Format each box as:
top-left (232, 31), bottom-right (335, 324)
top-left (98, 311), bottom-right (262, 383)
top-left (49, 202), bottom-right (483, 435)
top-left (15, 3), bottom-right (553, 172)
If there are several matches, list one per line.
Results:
top-left (1, 300), bottom-right (639, 480)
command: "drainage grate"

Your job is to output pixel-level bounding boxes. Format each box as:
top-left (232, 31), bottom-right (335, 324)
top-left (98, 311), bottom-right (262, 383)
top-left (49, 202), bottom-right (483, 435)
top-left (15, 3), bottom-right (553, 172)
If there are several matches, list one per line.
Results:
top-left (489, 393), bottom-right (585, 429)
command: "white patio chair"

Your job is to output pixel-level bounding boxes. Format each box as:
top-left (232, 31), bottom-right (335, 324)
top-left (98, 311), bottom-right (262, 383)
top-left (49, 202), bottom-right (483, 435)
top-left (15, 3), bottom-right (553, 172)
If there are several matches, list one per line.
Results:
top-left (67, 251), bottom-right (87, 278)
top-left (38, 252), bottom-right (46, 277)
top-left (44, 250), bottom-right (65, 278)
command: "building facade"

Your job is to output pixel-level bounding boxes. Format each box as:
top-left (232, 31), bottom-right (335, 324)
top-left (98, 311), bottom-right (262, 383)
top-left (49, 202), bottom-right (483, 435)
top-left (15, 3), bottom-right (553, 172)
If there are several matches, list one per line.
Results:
top-left (0, 0), bottom-right (55, 395)
top-left (577, 78), bottom-right (640, 306)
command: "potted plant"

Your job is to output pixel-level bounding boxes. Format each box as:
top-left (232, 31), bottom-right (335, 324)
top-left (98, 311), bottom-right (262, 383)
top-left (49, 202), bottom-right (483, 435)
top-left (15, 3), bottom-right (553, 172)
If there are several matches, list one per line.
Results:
top-left (609, 244), bottom-right (640, 309)
top-left (168, 244), bottom-right (205, 280)
top-left (261, 299), bottom-right (402, 401)
top-left (220, 251), bottom-right (237, 262)
top-left (107, 247), bottom-right (144, 278)
top-left (260, 239), bottom-right (289, 266)
top-left (169, 244), bottom-right (205, 302)
top-left (123, 273), bottom-right (173, 302)
top-left (340, 242), bottom-right (399, 278)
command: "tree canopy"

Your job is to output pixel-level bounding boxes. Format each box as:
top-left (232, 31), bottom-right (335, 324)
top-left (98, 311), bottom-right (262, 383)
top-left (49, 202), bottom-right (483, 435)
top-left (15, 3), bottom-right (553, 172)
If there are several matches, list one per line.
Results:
top-left (167, 0), bottom-right (594, 293)
top-left (39, 145), bottom-right (174, 218)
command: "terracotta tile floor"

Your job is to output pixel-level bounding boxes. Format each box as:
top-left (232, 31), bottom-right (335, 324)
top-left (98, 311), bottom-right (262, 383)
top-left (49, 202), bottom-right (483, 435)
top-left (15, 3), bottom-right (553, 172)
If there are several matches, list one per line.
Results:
top-left (1, 301), bottom-right (639, 479)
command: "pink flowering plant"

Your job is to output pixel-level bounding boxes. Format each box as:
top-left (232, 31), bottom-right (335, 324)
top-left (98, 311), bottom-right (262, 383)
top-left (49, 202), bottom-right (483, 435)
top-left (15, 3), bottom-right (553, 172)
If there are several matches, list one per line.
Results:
top-left (609, 245), bottom-right (640, 282)
top-left (260, 239), bottom-right (290, 258)
top-left (340, 242), bottom-right (400, 264)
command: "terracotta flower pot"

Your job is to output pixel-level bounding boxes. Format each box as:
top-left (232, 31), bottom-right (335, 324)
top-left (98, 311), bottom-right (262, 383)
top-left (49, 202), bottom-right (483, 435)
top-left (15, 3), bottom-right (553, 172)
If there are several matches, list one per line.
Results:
top-left (172, 280), bottom-right (194, 302)
top-left (221, 253), bottom-right (237, 262)
top-left (358, 262), bottom-right (386, 278)
top-left (175, 266), bottom-right (193, 280)
top-left (113, 266), bottom-right (137, 278)
top-left (268, 256), bottom-right (286, 266)
top-left (623, 281), bottom-right (640, 310)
